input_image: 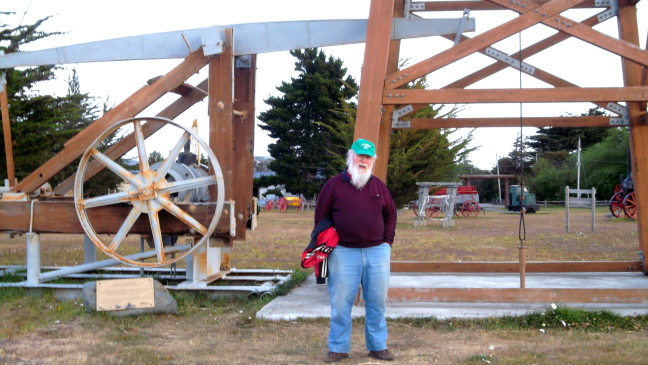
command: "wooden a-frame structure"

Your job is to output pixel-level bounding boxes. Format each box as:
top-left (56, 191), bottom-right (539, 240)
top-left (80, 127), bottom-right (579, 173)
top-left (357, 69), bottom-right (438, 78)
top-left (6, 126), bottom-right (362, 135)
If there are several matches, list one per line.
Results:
top-left (1, 0), bottom-right (648, 302)
top-left (351, 0), bottom-right (648, 303)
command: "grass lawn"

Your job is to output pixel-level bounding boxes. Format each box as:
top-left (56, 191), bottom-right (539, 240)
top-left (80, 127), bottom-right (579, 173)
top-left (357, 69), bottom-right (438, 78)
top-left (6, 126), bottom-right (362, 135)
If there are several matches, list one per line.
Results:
top-left (1, 205), bottom-right (647, 364)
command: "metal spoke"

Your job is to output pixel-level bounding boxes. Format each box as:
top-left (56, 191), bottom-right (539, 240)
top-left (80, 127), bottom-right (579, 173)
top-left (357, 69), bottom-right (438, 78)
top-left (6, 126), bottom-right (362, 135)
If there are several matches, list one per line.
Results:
top-left (158, 175), bottom-right (219, 195)
top-left (147, 201), bottom-right (165, 263)
top-left (157, 196), bottom-right (208, 235)
top-left (153, 131), bottom-right (191, 183)
top-left (108, 207), bottom-right (142, 251)
top-left (90, 148), bottom-right (142, 188)
top-left (82, 191), bottom-right (133, 209)
top-left (134, 120), bottom-right (150, 174)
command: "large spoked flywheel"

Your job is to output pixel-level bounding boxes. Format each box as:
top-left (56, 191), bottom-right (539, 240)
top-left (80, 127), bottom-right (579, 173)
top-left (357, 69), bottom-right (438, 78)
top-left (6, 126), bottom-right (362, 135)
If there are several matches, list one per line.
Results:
top-left (74, 117), bottom-right (224, 267)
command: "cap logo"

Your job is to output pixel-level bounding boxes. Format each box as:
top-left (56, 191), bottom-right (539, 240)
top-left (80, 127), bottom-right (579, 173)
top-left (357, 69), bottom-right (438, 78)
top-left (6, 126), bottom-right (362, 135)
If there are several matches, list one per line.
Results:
top-left (360, 143), bottom-right (371, 150)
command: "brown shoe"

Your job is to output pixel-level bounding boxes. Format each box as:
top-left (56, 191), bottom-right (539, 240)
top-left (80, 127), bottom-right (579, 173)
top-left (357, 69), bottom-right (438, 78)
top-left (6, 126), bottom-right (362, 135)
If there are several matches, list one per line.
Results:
top-left (323, 352), bottom-right (349, 363)
top-left (369, 349), bottom-right (394, 361)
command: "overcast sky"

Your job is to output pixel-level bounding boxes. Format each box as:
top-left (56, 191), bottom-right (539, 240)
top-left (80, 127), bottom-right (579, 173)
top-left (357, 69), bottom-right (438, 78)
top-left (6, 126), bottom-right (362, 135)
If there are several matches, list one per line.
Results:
top-left (3, 0), bottom-right (647, 170)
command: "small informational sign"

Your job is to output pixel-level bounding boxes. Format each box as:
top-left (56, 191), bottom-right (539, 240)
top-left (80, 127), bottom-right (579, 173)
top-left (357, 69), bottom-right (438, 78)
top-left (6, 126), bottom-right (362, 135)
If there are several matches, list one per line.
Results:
top-left (96, 278), bottom-right (155, 311)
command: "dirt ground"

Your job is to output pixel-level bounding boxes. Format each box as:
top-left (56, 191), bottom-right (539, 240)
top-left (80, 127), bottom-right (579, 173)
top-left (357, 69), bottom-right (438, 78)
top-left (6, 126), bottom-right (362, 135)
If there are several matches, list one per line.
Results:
top-left (1, 206), bottom-right (647, 364)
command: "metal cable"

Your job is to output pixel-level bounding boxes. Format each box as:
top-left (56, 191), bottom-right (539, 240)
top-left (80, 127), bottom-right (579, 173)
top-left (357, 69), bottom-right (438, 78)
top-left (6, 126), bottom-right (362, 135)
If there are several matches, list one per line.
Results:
top-left (517, 29), bottom-right (526, 245)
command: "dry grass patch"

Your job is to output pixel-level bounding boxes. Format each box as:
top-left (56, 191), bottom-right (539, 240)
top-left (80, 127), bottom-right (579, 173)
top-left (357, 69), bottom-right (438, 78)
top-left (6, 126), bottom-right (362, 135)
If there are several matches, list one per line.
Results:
top-left (1, 205), bottom-right (646, 364)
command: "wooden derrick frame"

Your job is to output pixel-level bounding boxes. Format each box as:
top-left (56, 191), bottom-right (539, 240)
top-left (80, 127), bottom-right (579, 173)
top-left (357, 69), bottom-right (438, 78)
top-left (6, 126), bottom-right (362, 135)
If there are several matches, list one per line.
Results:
top-left (0, 0), bottom-right (646, 302)
top-left (350, 0), bottom-right (648, 302)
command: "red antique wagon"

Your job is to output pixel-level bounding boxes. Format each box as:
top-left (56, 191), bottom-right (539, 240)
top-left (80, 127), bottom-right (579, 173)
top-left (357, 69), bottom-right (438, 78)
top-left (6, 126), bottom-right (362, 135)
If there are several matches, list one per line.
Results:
top-left (412, 185), bottom-right (482, 218)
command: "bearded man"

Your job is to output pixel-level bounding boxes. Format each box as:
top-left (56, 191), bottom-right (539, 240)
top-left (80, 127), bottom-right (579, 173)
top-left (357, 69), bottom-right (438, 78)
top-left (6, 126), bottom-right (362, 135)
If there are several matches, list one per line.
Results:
top-left (315, 138), bottom-right (397, 363)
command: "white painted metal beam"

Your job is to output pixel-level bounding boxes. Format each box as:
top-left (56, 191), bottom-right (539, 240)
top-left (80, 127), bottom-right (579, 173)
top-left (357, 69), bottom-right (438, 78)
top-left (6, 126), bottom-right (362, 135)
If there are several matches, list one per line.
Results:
top-left (0, 18), bottom-right (475, 68)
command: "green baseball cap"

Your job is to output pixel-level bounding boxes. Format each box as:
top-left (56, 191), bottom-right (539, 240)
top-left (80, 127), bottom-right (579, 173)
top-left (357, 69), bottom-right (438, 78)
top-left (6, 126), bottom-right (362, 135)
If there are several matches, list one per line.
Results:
top-left (351, 138), bottom-right (376, 157)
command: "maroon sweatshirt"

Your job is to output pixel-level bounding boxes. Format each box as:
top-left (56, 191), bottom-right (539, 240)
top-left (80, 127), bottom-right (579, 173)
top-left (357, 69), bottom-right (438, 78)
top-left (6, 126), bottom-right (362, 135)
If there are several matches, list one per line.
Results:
top-left (315, 170), bottom-right (397, 248)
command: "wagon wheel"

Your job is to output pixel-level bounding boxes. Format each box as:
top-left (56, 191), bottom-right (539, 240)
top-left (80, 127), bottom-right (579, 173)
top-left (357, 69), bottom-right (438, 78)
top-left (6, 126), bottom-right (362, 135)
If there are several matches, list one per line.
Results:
top-left (469, 201), bottom-right (481, 217)
top-left (277, 197), bottom-right (288, 213)
top-left (609, 192), bottom-right (625, 218)
top-left (614, 184), bottom-right (623, 194)
top-left (623, 192), bottom-right (636, 220)
top-left (74, 117), bottom-right (225, 267)
top-left (461, 200), bottom-right (480, 218)
top-left (265, 200), bottom-right (274, 211)
top-left (454, 204), bottom-right (462, 217)
top-left (412, 200), bottom-right (427, 217)
top-left (427, 198), bottom-right (442, 218)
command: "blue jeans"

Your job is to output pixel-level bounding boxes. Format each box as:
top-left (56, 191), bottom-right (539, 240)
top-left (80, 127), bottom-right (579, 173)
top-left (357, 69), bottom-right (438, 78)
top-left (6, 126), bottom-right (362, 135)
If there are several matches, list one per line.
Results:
top-left (327, 243), bottom-right (391, 353)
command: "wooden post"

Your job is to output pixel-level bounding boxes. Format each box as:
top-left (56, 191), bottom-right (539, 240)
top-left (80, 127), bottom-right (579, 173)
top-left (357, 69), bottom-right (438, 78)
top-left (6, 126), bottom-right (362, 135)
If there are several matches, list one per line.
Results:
top-left (591, 187), bottom-right (596, 233)
top-left (353, 0), bottom-right (394, 146)
top-left (0, 84), bottom-right (16, 186)
top-left (565, 186), bottom-right (571, 233)
top-left (519, 245), bottom-right (526, 289)
top-left (504, 179), bottom-right (510, 209)
top-left (208, 28), bottom-right (235, 246)
top-left (232, 54), bottom-right (257, 239)
top-left (617, 4), bottom-right (648, 275)
top-left (374, 0), bottom-right (402, 182)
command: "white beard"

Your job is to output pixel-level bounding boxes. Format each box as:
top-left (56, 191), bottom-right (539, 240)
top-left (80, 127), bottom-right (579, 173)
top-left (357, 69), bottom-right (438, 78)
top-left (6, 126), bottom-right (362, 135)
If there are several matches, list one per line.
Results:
top-left (348, 161), bottom-right (373, 189)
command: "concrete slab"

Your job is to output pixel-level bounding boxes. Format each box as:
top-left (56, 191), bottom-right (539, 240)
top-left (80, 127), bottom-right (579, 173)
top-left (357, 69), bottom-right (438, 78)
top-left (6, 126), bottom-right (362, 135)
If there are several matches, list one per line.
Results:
top-left (257, 272), bottom-right (648, 320)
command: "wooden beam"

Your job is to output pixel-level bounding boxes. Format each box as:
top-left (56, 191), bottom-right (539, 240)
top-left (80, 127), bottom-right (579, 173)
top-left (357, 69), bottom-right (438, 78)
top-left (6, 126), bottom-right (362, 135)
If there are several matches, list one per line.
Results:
top-left (385, 0), bottom-right (585, 89)
top-left (232, 55), bottom-right (257, 239)
top-left (383, 87), bottom-right (648, 104)
top-left (443, 12), bottom-right (603, 89)
top-left (387, 287), bottom-right (648, 303)
top-left (391, 261), bottom-right (643, 273)
top-left (440, 13), bottom-right (615, 111)
top-left (416, 0), bottom-right (599, 11)
top-left (209, 28), bottom-right (235, 244)
top-left (54, 78), bottom-right (210, 196)
top-left (11, 48), bottom-right (209, 194)
top-left (354, 0), bottom-right (394, 145)
top-left (399, 116), bottom-right (614, 129)
top-left (0, 200), bottom-right (232, 236)
top-left (0, 87), bottom-right (15, 187)
top-left (492, 0), bottom-right (648, 68)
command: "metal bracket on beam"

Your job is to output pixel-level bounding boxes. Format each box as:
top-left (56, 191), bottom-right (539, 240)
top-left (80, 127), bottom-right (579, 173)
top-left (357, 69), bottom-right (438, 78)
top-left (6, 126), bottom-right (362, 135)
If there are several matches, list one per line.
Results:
top-left (226, 200), bottom-right (236, 238)
top-left (608, 102), bottom-right (629, 126)
top-left (610, 117), bottom-right (629, 126)
top-left (392, 105), bottom-right (414, 128)
top-left (485, 47), bottom-right (536, 75)
top-left (606, 102), bottom-right (627, 116)
top-left (403, 0), bottom-right (425, 18)
top-left (235, 55), bottom-right (252, 68)
top-left (404, 0), bottom-right (423, 18)
top-left (454, 9), bottom-right (470, 45)
top-left (596, 0), bottom-right (618, 22)
top-left (201, 25), bottom-right (224, 56)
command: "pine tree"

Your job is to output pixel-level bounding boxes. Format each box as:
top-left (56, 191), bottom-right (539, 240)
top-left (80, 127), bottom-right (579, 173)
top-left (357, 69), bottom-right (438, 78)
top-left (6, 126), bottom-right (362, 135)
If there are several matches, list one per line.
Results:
top-left (257, 48), bottom-right (358, 198)
top-left (0, 14), bottom-right (120, 194)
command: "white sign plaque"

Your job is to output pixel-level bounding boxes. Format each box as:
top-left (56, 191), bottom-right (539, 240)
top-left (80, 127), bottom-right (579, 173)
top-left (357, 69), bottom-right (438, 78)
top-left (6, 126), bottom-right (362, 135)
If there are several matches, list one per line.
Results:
top-left (96, 278), bottom-right (155, 311)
